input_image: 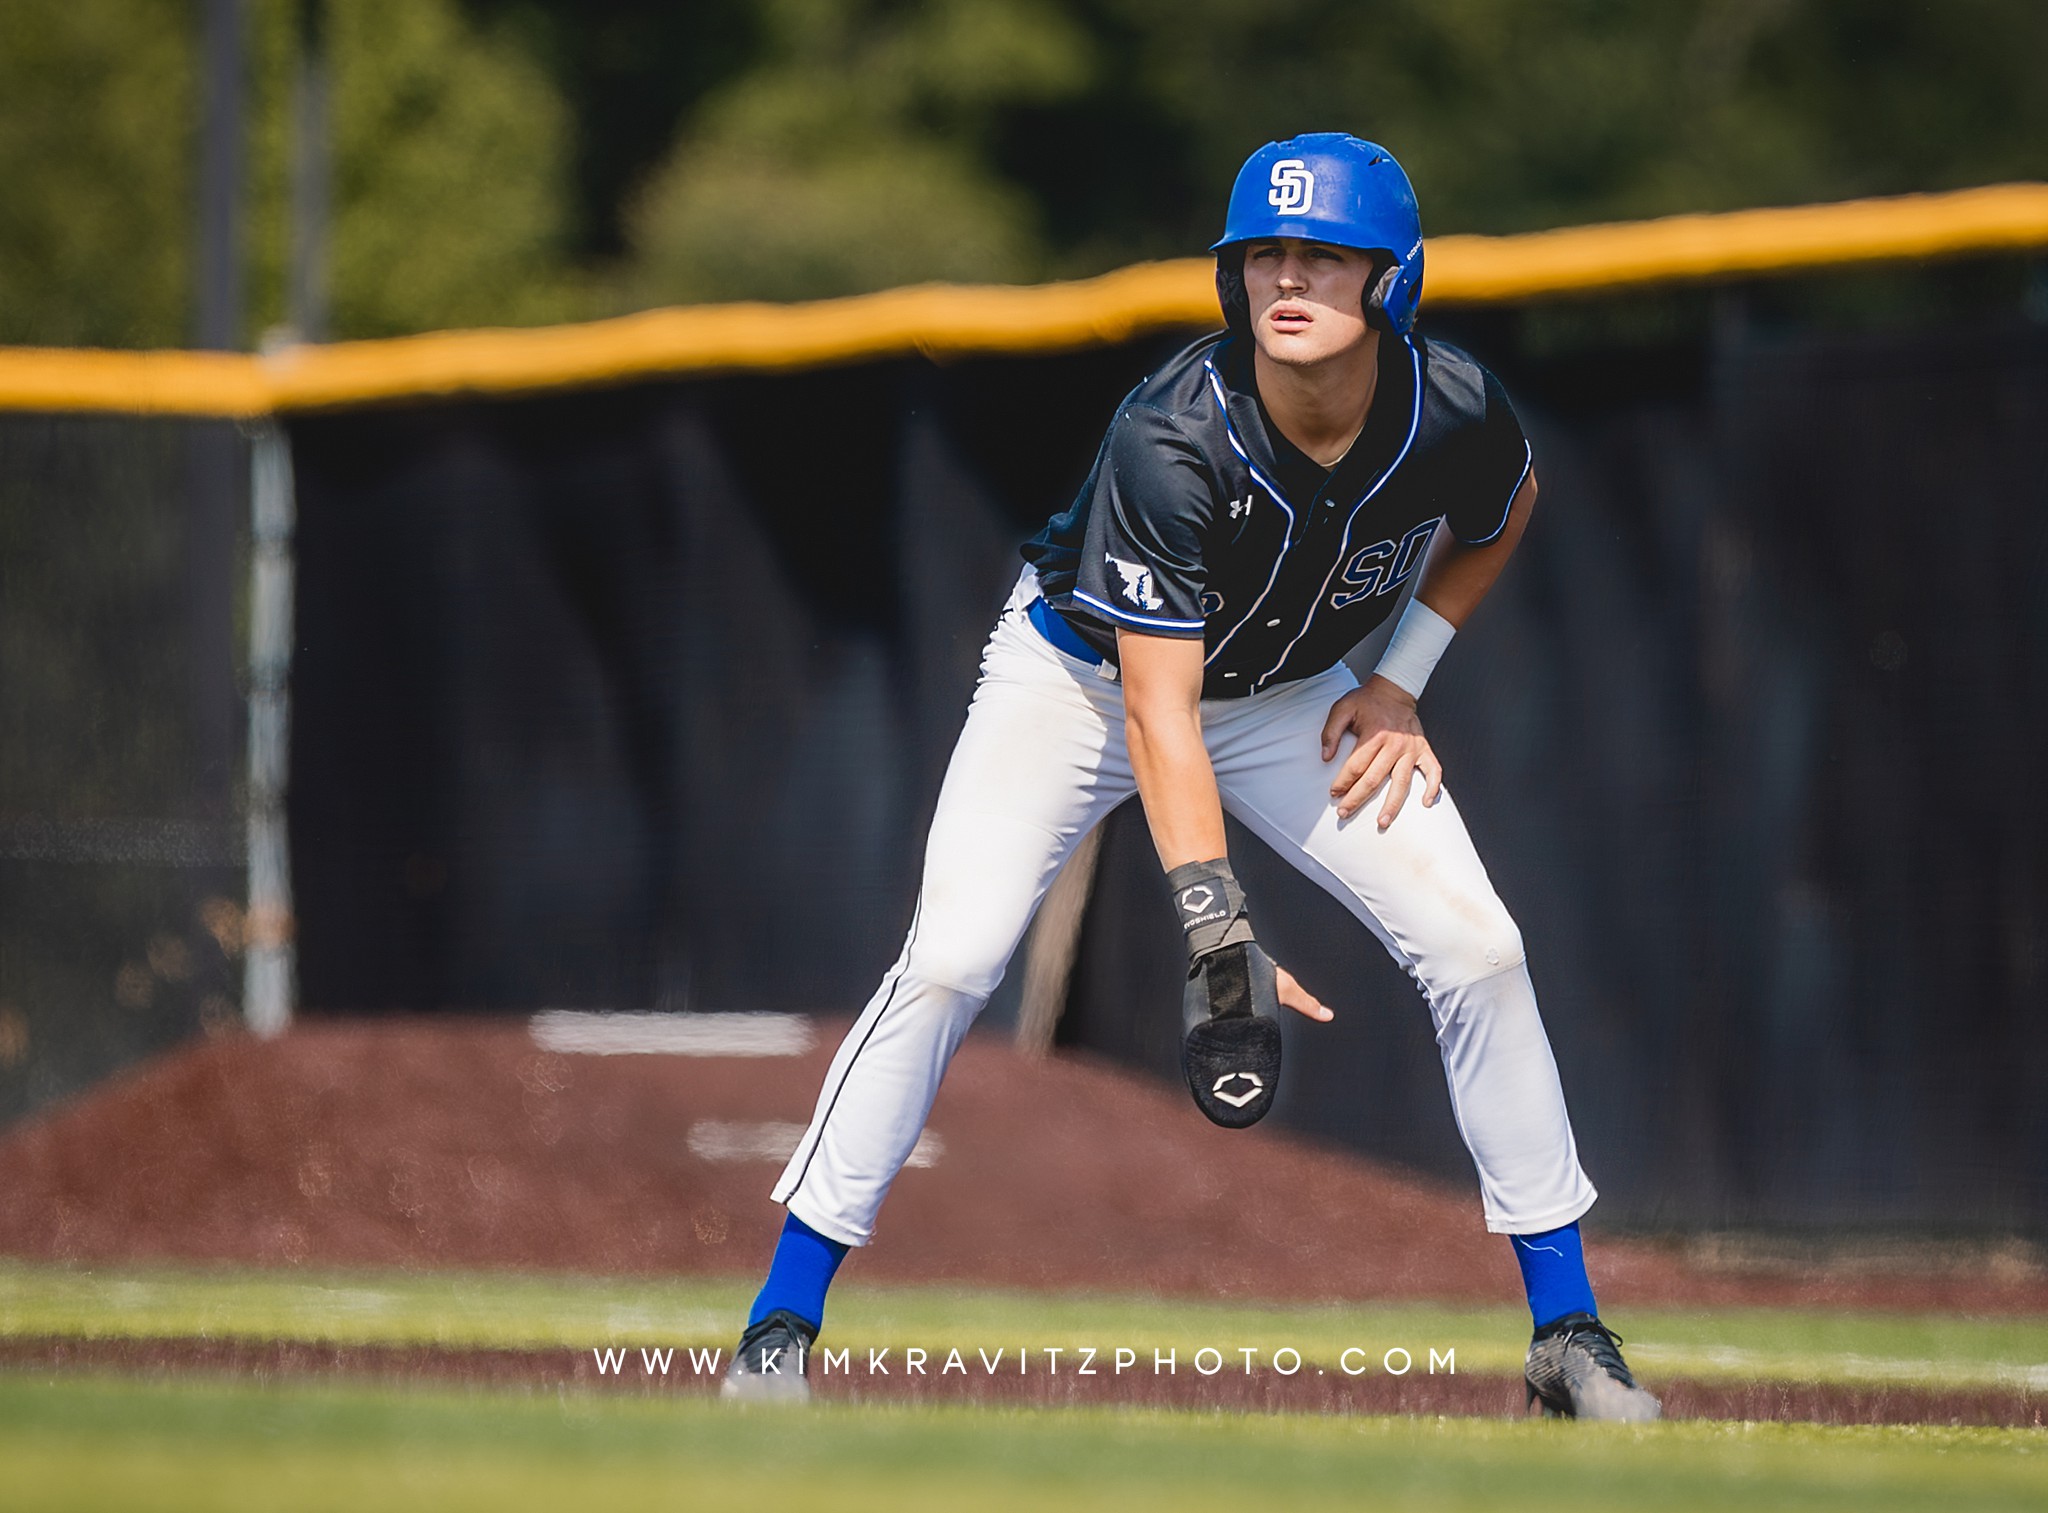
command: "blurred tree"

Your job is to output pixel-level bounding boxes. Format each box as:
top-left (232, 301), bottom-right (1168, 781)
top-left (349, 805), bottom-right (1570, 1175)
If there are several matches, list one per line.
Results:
top-left (625, 0), bottom-right (1097, 302)
top-left (314, 0), bottom-right (582, 336)
top-left (2, 0), bottom-right (2044, 336)
top-left (604, 0), bottom-right (2047, 301)
top-left (0, 0), bottom-right (583, 346)
top-left (460, 0), bottom-right (763, 258)
top-left (1040, 0), bottom-right (2048, 254)
top-left (0, 0), bottom-right (193, 347)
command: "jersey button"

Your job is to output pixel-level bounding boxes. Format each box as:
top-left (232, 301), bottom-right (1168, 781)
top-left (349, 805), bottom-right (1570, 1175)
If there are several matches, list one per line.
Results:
top-left (1266, 618), bottom-right (1281, 627)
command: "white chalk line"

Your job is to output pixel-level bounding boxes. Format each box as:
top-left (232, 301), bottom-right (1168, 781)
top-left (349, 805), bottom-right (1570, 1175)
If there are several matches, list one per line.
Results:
top-left (686, 1120), bottom-right (943, 1169)
top-left (1630, 1342), bottom-right (2048, 1390)
top-left (529, 1010), bottom-right (816, 1058)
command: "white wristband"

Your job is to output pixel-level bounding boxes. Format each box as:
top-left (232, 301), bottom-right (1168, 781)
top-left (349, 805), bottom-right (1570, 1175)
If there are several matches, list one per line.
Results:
top-left (1372, 597), bottom-right (1456, 699)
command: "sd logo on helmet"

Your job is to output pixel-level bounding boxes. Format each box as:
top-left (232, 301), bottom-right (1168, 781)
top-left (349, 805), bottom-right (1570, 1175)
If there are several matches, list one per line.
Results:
top-left (1214, 133), bottom-right (1424, 335)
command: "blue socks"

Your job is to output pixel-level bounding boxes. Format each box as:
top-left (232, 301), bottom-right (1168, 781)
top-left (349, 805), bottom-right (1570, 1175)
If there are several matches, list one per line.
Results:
top-left (747, 1211), bottom-right (850, 1331)
top-left (1510, 1220), bottom-right (1598, 1327)
top-left (753, 1209), bottom-right (1587, 1333)
top-left (754, 1209), bottom-right (1586, 1333)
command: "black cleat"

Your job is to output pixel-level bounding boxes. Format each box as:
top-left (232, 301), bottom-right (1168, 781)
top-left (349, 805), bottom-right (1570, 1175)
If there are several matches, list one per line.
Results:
top-left (1181, 941), bottom-right (1282, 1128)
top-left (1524, 1312), bottom-right (1662, 1422)
top-left (720, 1308), bottom-right (818, 1403)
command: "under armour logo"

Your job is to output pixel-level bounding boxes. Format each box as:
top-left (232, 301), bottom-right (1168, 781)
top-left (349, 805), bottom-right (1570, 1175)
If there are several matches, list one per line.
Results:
top-left (1268, 159), bottom-right (1314, 215)
top-left (1179, 885), bottom-right (1215, 914)
top-left (1212, 1071), bottom-right (1265, 1108)
top-left (1228, 495), bottom-right (1253, 519)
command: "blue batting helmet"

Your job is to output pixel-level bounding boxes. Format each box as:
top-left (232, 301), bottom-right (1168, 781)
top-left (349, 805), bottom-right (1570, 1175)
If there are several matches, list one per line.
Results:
top-left (1212, 134), bottom-right (1424, 335)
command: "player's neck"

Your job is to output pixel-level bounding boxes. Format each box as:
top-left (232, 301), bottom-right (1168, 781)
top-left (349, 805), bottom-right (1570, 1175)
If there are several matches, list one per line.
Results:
top-left (1251, 327), bottom-right (1382, 469)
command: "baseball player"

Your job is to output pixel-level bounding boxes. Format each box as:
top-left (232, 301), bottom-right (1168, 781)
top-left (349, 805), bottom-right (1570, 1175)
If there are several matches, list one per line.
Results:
top-left (722, 134), bottom-right (1660, 1422)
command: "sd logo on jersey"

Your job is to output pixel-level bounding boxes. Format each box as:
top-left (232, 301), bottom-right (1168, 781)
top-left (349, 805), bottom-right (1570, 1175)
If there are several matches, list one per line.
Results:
top-left (1267, 159), bottom-right (1314, 215)
top-left (1331, 519), bottom-right (1439, 610)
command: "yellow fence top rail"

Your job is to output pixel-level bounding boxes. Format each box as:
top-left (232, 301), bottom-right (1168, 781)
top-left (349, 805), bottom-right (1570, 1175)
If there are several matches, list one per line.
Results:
top-left (4, 182), bottom-right (2046, 418)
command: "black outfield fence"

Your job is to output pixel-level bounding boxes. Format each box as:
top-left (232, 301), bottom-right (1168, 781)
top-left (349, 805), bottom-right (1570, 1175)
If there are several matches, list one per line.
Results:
top-left (0, 414), bottom-right (247, 1125)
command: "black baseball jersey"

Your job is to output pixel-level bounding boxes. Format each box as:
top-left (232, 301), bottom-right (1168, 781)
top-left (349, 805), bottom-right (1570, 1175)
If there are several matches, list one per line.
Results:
top-left (1022, 330), bottom-right (1531, 698)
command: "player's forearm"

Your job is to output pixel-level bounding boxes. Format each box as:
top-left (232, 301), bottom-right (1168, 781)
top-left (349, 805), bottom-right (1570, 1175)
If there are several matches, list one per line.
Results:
top-left (1116, 629), bottom-right (1229, 869)
top-left (1126, 707), bottom-right (1229, 869)
top-left (1412, 473), bottom-right (1537, 629)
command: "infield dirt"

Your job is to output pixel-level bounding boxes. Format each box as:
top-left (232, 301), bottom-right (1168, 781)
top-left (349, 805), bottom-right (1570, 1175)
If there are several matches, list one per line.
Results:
top-left (2, 1018), bottom-right (2041, 1315)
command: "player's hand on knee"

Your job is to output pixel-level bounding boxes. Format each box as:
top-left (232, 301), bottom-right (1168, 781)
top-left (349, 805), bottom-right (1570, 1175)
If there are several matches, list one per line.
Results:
top-left (1321, 675), bottom-right (1444, 829)
top-left (1274, 962), bottom-right (1333, 1022)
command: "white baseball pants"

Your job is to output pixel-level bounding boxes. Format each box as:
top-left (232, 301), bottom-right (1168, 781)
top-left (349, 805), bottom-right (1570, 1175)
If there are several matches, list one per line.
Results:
top-left (773, 571), bottom-right (1597, 1242)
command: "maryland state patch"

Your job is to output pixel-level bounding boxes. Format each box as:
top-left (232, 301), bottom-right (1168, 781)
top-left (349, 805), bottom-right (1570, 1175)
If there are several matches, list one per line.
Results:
top-left (1106, 553), bottom-right (1164, 611)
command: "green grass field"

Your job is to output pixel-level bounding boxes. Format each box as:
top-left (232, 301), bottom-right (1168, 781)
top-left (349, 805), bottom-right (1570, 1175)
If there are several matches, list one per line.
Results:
top-left (2, 1377), bottom-right (2043, 1513)
top-left (4, 1260), bottom-right (2045, 1512)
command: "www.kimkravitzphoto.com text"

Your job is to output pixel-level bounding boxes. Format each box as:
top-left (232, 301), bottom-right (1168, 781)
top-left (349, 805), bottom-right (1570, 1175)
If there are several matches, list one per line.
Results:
top-left (591, 1344), bottom-right (1460, 1380)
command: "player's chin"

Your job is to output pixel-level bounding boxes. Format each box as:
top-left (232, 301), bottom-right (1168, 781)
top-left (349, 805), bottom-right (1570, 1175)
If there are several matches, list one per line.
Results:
top-left (1253, 323), bottom-right (1363, 367)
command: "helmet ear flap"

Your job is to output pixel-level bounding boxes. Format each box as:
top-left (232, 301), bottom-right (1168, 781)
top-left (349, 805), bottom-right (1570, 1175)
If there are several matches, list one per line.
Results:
top-left (1363, 257), bottom-right (1401, 332)
top-left (1215, 247), bottom-right (1249, 332)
